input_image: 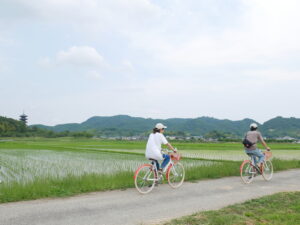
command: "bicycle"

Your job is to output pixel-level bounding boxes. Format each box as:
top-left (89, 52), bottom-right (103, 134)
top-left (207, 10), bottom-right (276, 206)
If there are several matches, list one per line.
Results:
top-left (240, 151), bottom-right (273, 184)
top-left (134, 149), bottom-right (185, 194)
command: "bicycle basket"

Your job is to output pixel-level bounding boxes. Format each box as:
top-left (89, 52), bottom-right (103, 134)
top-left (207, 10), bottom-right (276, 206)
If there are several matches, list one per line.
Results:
top-left (263, 151), bottom-right (272, 160)
top-left (171, 153), bottom-right (181, 161)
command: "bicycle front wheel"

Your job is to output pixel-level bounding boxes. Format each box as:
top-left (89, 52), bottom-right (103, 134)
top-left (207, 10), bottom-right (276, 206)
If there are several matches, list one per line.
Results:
top-left (262, 160), bottom-right (273, 181)
top-left (134, 164), bottom-right (156, 194)
top-left (167, 162), bottom-right (185, 188)
top-left (240, 160), bottom-right (255, 184)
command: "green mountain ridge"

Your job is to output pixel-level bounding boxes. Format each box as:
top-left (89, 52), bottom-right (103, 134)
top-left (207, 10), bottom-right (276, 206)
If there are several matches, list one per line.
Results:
top-left (31, 115), bottom-right (300, 138)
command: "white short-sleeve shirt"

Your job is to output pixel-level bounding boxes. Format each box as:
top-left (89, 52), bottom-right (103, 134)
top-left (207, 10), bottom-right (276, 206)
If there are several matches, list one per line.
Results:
top-left (145, 133), bottom-right (168, 160)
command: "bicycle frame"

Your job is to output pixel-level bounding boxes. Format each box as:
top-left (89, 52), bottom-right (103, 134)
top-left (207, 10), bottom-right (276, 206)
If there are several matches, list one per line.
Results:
top-left (148, 158), bottom-right (175, 181)
top-left (134, 149), bottom-right (185, 193)
top-left (240, 151), bottom-right (273, 184)
top-left (248, 153), bottom-right (269, 173)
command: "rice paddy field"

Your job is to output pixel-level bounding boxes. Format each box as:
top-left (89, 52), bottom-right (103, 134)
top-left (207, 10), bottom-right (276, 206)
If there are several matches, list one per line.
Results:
top-left (0, 138), bottom-right (300, 203)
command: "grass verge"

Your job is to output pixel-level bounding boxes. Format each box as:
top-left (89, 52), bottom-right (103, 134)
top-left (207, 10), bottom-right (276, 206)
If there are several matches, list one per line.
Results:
top-left (0, 158), bottom-right (299, 204)
top-left (0, 172), bottom-right (134, 203)
top-left (163, 192), bottom-right (300, 225)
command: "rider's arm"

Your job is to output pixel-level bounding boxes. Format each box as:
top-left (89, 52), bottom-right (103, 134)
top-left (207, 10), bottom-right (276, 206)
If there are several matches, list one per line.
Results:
top-left (166, 143), bottom-right (176, 152)
top-left (258, 133), bottom-right (270, 151)
top-left (160, 133), bottom-right (176, 152)
top-left (262, 140), bottom-right (271, 151)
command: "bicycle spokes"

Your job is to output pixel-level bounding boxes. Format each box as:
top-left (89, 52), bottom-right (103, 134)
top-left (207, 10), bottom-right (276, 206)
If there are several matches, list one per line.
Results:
top-left (134, 165), bottom-right (156, 194)
top-left (262, 160), bottom-right (273, 181)
top-left (241, 161), bottom-right (255, 184)
top-left (167, 162), bottom-right (185, 188)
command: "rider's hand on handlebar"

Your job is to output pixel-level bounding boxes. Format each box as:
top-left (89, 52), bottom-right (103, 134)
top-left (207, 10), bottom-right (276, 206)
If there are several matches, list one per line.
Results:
top-left (173, 148), bottom-right (177, 153)
top-left (266, 147), bottom-right (271, 151)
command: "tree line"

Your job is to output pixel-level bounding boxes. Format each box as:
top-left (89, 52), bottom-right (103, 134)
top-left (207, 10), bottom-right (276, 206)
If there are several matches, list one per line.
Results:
top-left (0, 116), bottom-right (93, 138)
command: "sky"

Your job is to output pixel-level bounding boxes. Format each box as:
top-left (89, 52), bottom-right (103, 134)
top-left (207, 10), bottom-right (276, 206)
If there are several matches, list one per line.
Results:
top-left (1, 0), bottom-right (300, 125)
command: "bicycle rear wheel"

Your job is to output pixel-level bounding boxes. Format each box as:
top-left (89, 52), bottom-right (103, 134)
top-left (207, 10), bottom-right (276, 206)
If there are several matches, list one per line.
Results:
top-left (167, 162), bottom-right (185, 188)
top-left (134, 164), bottom-right (156, 194)
top-left (240, 160), bottom-right (255, 184)
top-left (262, 160), bottom-right (273, 181)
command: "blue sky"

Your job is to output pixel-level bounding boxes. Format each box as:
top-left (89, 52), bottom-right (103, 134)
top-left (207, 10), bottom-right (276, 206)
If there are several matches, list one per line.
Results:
top-left (1, 0), bottom-right (300, 125)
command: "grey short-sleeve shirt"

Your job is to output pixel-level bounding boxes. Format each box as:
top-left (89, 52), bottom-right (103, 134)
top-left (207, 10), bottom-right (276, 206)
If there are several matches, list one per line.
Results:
top-left (245, 130), bottom-right (264, 150)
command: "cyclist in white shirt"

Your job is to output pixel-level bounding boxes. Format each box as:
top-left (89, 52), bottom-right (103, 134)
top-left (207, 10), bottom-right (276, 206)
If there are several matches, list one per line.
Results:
top-left (145, 123), bottom-right (176, 172)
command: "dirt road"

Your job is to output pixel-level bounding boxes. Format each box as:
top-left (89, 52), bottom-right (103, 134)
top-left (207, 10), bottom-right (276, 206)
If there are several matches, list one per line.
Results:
top-left (1, 169), bottom-right (299, 225)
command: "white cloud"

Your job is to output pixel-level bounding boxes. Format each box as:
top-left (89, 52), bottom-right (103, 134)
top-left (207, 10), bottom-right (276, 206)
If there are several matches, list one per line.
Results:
top-left (121, 60), bottom-right (134, 72)
top-left (56, 46), bottom-right (104, 67)
top-left (4, 0), bottom-right (300, 68)
top-left (245, 69), bottom-right (300, 82)
top-left (37, 46), bottom-right (106, 79)
top-left (123, 0), bottom-right (300, 69)
top-left (38, 46), bottom-right (105, 69)
top-left (2, 0), bottom-right (300, 124)
top-left (0, 58), bottom-right (4, 72)
top-left (2, 0), bottom-right (162, 33)
top-left (86, 70), bottom-right (102, 80)
top-left (37, 57), bottom-right (51, 68)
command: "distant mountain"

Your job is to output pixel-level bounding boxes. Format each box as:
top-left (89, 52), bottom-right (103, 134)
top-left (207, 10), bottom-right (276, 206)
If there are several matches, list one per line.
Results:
top-left (261, 116), bottom-right (300, 138)
top-left (1, 114), bottom-right (297, 138)
top-left (32, 115), bottom-right (264, 137)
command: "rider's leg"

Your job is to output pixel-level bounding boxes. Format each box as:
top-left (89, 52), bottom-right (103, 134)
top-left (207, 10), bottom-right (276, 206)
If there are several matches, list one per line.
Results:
top-left (246, 149), bottom-right (264, 165)
top-left (253, 149), bottom-right (265, 164)
top-left (246, 151), bottom-right (256, 164)
top-left (161, 154), bottom-right (170, 171)
top-left (251, 149), bottom-right (265, 171)
top-left (153, 160), bottom-right (160, 170)
top-left (254, 155), bottom-right (259, 165)
top-left (245, 150), bottom-right (261, 174)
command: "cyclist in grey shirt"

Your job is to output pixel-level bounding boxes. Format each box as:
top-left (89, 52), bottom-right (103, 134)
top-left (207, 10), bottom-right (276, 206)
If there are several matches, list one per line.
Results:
top-left (244, 123), bottom-right (271, 169)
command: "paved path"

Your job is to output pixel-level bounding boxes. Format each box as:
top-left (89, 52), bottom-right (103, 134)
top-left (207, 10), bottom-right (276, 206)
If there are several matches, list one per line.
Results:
top-left (1, 169), bottom-right (300, 225)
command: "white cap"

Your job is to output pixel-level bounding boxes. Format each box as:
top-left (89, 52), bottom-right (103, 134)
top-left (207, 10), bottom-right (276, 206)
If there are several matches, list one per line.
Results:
top-left (250, 123), bottom-right (258, 129)
top-left (155, 123), bottom-right (167, 129)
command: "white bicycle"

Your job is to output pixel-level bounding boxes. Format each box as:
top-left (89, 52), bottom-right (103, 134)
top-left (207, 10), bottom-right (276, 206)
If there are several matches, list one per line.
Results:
top-left (134, 149), bottom-right (185, 194)
top-left (240, 151), bottom-right (273, 184)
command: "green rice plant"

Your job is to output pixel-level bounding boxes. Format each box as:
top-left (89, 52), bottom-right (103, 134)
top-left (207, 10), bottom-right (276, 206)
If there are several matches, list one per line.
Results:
top-left (0, 149), bottom-right (146, 185)
top-left (0, 138), bottom-right (300, 203)
top-left (0, 148), bottom-right (222, 202)
top-left (181, 149), bottom-right (300, 161)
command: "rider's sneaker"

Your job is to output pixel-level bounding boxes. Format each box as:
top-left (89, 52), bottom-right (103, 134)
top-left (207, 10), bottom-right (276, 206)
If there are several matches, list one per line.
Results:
top-left (259, 164), bottom-right (264, 172)
top-left (254, 165), bottom-right (262, 174)
top-left (148, 182), bottom-right (157, 187)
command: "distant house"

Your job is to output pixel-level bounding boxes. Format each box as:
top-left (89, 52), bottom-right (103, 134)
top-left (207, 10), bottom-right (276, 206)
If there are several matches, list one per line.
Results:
top-left (167, 136), bottom-right (177, 140)
top-left (276, 136), bottom-right (296, 141)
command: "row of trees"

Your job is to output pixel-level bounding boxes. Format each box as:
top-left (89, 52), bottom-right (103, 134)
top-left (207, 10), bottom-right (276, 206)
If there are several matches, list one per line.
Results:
top-left (1, 116), bottom-right (298, 141)
top-left (0, 116), bottom-right (93, 138)
top-left (0, 116), bottom-right (233, 139)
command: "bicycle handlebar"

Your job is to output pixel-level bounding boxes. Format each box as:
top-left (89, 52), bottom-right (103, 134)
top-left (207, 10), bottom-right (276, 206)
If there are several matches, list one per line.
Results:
top-left (162, 148), bottom-right (177, 153)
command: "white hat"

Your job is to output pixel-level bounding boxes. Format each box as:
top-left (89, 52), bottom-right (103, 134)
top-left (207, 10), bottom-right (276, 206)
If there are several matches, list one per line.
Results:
top-left (250, 123), bottom-right (258, 128)
top-left (155, 123), bottom-right (167, 129)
